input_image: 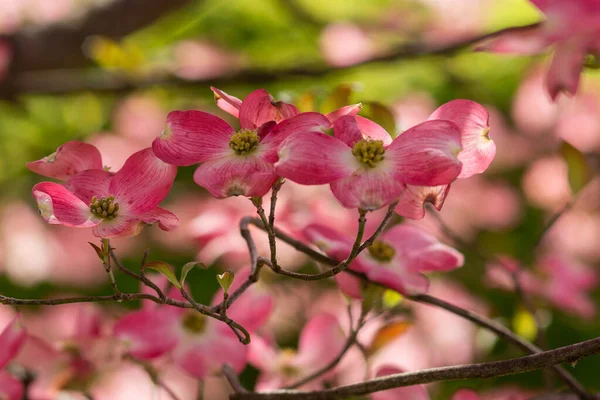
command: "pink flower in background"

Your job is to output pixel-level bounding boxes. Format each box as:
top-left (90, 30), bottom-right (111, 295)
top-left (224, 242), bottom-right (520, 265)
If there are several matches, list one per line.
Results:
top-left (395, 100), bottom-right (494, 219)
top-left (452, 387), bottom-right (535, 400)
top-left (174, 41), bottom-right (241, 80)
top-left (0, 316), bottom-right (26, 400)
top-left (478, 0), bottom-right (600, 99)
top-left (305, 223), bottom-right (463, 295)
top-left (320, 23), bottom-right (375, 67)
top-left (276, 114), bottom-right (463, 210)
top-left (522, 155), bottom-right (571, 211)
top-left (371, 365), bottom-right (430, 400)
top-left (248, 314), bottom-right (345, 390)
top-left (31, 147), bottom-right (178, 238)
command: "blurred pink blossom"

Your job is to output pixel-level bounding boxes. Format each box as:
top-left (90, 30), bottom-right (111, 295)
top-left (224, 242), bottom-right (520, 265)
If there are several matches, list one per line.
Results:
top-left (320, 23), bottom-right (375, 67)
top-left (174, 40), bottom-right (241, 80)
top-left (521, 155), bottom-right (571, 211)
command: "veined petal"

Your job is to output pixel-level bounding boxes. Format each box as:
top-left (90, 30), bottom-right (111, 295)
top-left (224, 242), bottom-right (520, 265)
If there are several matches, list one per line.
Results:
top-left (330, 168), bottom-right (406, 210)
top-left (26, 141), bottom-right (103, 181)
top-left (0, 372), bottom-right (23, 400)
top-left (0, 316), bottom-right (26, 370)
top-left (275, 132), bottom-right (357, 185)
top-left (92, 216), bottom-right (145, 238)
top-left (32, 182), bottom-right (98, 227)
top-left (476, 25), bottom-right (551, 54)
top-left (239, 89), bottom-right (299, 130)
top-left (211, 86), bottom-right (242, 118)
top-left (153, 110), bottom-right (234, 166)
top-left (395, 184), bottom-right (450, 220)
top-left (193, 156), bottom-right (277, 198)
top-left (387, 120), bottom-right (462, 186)
top-left (138, 207), bottom-right (180, 231)
top-left (296, 314), bottom-right (345, 371)
top-left (547, 40), bottom-right (586, 100)
top-left (333, 115), bottom-right (363, 147)
top-left (373, 366), bottom-right (430, 400)
top-left (110, 148), bottom-right (177, 215)
top-left (355, 115), bottom-right (393, 145)
top-left (325, 103), bottom-right (362, 124)
top-left (65, 169), bottom-right (113, 204)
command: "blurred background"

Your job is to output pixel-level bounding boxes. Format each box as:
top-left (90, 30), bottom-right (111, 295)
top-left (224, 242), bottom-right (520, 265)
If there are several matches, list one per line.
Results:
top-left (1, 0), bottom-right (600, 398)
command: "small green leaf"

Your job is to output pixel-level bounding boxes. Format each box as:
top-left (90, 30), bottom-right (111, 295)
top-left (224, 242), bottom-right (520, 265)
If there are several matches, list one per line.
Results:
top-left (216, 270), bottom-right (235, 293)
top-left (142, 261), bottom-right (181, 289)
top-left (360, 102), bottom-right (396, 138)
top-left (180, 261), bottom-right (207, 286)
top-left (513, 308), bottom-right (537, 342)
top-left (382, 289), bottom-right (404, 309)
top-left (560, 141), bottom-right (592, 194)
top-left (360, 284), bottom-right (383, 314)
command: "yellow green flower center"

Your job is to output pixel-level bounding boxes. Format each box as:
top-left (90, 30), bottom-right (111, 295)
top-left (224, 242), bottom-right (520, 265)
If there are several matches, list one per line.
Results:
top-left (89, 195), bottom-right (119, 220)
top-left (352, 139), bottom-right (385, 168)
top-left (279, 348), bottom-right (301, 377)
top-left (181, 311), bottom-right (206, 334)
top-left (229, 129), bottom-right (260, 155)
top-left (368, 240), bottom-right (396, 263)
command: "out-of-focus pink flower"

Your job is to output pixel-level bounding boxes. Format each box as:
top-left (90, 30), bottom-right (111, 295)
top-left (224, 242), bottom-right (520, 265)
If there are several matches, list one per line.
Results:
top-left (512, 67), bottom-right (560, 136)
top-left (276, 114), bottom-right (463, 210)
top-left (305, 223), bottom-right (463, 295)
top-left (396, 100), bottom-right (494, 219)
top-left (174, 40), bottom-right (241, 80)
top-left (479, 0), bottom-right (600, 99)
top-left (114, 95), bottom-right (167, 145)
top-left (452, 388), bottom-right (480, 400)
top-left (31, 146), bottom-right (178, 238)
top-left (248, 313), bottom-right (345, 390)
top-left (0, 316), bottom-right (26, 400)
top-left (320, 23), bottom-right (375, 67)
top-left (371, 365), bottom-right (430, 400)
top-left (153, 88), bottom-right (304, 198)
top-left (452, 386), bottom-right (536, 400)
top-left (522, 155), bottom-right (571, 211)
top-left (555, 90), bottom-right (600, 151)
top-left (0, 371), bottom-right (23, 400)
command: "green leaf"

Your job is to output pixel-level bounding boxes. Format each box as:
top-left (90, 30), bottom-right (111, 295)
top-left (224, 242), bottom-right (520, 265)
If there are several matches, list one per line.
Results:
top-left (142, 261), bottom-right (181, 290)
top-left (513, 308), bottom-right (537, 342)
top-left (359, 102), bottom-right (396, 138)
top-left (180, 261), bottom-right (207, 286)
top-left (560, 141), bottom-right (592, 194)
top-left (216, 270), bottom-right (235, 293)
top-left (321, 84), bottom-right (353, 114)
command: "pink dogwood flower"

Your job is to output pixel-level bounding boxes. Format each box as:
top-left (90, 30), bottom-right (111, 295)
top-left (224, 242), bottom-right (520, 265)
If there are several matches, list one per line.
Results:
top-left (248, 313), bottom-right (345, 390)
top-left (395, 100), bottom-right (494, 219)
top-left (31, 146), bottom-right (178, 238)
top-left (275, 114), bottom-right (463, 210)
top-left (0, 316), bottom-right (26, 400)
top-left (27, 140), bottom-right (104, 180)
top-left (305, 223), bottom-right (463, 295)
top-left (478, 0), bottom-right (600, 100)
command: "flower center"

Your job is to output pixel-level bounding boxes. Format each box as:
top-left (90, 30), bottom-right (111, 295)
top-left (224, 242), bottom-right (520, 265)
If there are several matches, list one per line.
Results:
top-left (279, 348), bottom-right (301, 377)
top-left (352, 139), bottom-right (385, 168)
top-left (181, 311), bottom-right (206, 334)
top-left (368, 240), bottom-right (396, 263)
top-left (89, 196), bottom-right (119, 220)
top-left (229, 129), bottom-right (260, 155)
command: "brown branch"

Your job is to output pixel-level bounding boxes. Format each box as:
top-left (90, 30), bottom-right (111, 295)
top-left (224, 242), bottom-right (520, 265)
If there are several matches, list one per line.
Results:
top-left (229, 336), bottom-right (600, 399)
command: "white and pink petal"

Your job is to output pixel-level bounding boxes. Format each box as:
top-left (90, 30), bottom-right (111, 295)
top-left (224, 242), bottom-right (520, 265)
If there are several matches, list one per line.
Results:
top-left (330, 169), bottom-right (406, 210)
top-left (211, 86), bottom-right (242, 118)
top-left (32, 182), bottom-right (99, 227)
top-left (239, 89), bottom-right (299, 130)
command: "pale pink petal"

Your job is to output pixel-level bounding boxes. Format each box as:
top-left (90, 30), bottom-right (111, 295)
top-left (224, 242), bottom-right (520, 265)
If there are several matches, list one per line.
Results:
top-left (91, 216), bottom-right (145, 238)
top-left (428, 100), bottom-right (494, 178)
top-left (248, 335), bottom-right (278, 370)
top-left (387, 120), bottom-right (462, 186)
top-left (326, 103), bottom-right (362, 124)
top-left (335, 272), bottom-right (364, 299)
top-left (303, 223), bottom-right (352, 261)
top-left (476, 25), bottom-right (551, 54)
top-left (0, 316), bottom-right (25, 369)
top-left (26, 141), bottom-right (103, 180)
top-left (153, 110), bottom-right (234, 166)
top-left (333, 115), bottom-right (363, 147)
top-left (114, 309), bottom-right (180, 359)
top-left (355, 115), bottom-right (393, 145)
top-left (296, 314), bottom-right (345, 371)
top-left (366, 266), bottom-right (430, 295)
top-left (193, 156), bottom-right (277, 198)
top-left (0, 372), bottom-right (23, 400)
top-left (372, 366), bottom-right (430, 400)
top-left (32, 182), bottom-right (98, 227)
top-left (547, 40), bottom-right (586, 100)
top-left (211, 86), bottom-right (242, 118)
top-left (451, 388), bottom-right (480, 400)
top-left (239, 89), bottom-right (299, 130)
top-left (64, 169), bottom-right (113, 203)
top-left (395, 184), bottom-right (450, 220)
top-left (138, 207), bottom-right (180, 231)
top-left (110, 148), bottom-right (177, 215)
top-left (275, 132), bottom-right (357, 185)
top-left (330, 169), bottom-right (406, 210)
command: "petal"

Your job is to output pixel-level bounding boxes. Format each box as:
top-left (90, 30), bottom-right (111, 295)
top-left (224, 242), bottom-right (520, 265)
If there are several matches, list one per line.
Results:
top-left (138, 207), bottom-right (180, 231)
top-left (330, 169), bottom-right (406, 210)
top-left (239, 89), bottom-right (299, 130)
top-left (365, 266), bottom-right (430, 295)
top-left (0, 316), bottom-right (26, 370)
top-left (211, 86), bottom-right (242, 118)
top-left (114, 309), bottom-right (180, 359)
top-left (260, 112), bottom-right (332, 163)
top-left (275, 132), bottom-right (357, 185)
top-left (153, 110), bottom-right (234, 166)
top-left (303, 223), bottom-right (352, 259)
top-left (333, 115), bottom-right (363, 147)
top-left (248, 335), bottom-right (278, 370)
top-left (296, 314), bottom-right (345, 371)
top-left (325, 103), bottom-right (362, 124)
top-left (476, 25), bottom-right (551, 54)
top-left (91, 216), bottom-right (145, 238)
top-left (335, 272), bottom-right (364, 299)
top-left (387, 120), bottom-right (462, 186)
top-left (395, 184), bottom-right (450, 220)
top-left (0, 372), bottom-right (23, 400)
top-left (355, 115), bottom-right (393, 145)
top-left (451, 389), bottom-right (481, 400)
top-left (26, 141), bottom-right (103, 181)
top-left (32, 182), bottom-right (98, 227)
top-left (547, 40), bottom-right (586, 100)
top-left (193, 156), bottom-right (277, 198)
top-left (64, 169), bottom-right (113, 203)
top-left (372, 366), bottom-right (430, 400)
top-left (110, 148), bottom-right (177, 215)
top-left (428, 100), bottom-right (494, 178)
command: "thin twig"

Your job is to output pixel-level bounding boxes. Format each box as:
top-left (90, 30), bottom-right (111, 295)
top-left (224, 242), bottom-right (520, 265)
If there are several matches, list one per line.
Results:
top-left (110, 249), bottom-right (166, 300)
top-left (223, 364), bottom-right (249, 394)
